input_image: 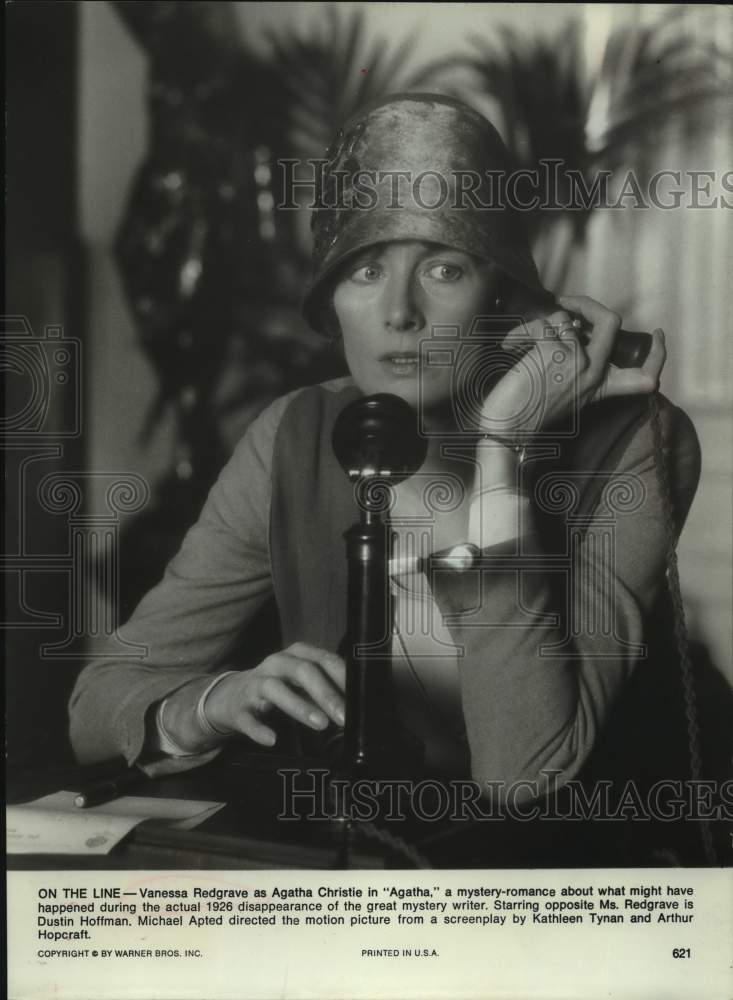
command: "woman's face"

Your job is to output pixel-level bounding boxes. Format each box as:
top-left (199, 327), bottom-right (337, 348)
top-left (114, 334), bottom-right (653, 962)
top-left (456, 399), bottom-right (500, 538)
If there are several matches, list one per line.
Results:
top-left (332, 241), bottom-right (499, 416)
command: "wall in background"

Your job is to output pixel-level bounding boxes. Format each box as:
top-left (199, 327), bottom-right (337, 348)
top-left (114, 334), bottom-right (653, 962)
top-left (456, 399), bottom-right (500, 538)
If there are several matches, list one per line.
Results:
top-left (78, 2), bottom-right (732, 675)
top-left (578, 6), bottom-right (733, 676)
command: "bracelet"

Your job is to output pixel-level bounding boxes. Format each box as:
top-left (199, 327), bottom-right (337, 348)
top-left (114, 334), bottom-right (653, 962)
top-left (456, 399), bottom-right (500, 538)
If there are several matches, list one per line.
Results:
top-left (479, 433), bottom-right (527, 465)
top-left (195, 670), bottom-right (240, 739)
top-left (156, 699), bottom-right (200, 758)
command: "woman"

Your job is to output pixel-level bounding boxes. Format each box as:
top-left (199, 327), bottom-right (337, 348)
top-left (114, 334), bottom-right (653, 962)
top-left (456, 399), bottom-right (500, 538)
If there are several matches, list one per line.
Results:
top-left (69, 95), bottom-right (700, 822)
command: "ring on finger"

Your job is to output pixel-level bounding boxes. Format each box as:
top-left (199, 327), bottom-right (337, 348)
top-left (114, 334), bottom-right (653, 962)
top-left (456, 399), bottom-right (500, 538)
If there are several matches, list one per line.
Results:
top-left (557, 321), bottom-right (576, 340)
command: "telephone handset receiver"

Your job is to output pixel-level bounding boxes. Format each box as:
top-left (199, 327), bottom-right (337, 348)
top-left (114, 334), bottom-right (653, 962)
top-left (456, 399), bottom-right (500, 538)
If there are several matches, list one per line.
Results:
top-left (578, 321), bottom-right (653, 369)
top-left (480, 311), bottom-right (653, 369)
top-left (493, 275), bottom-right (653, 368)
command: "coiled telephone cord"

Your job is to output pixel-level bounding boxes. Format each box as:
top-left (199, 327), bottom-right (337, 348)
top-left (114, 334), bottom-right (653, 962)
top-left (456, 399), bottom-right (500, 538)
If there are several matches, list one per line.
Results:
top-left (648, 392), bottom-right (717, 865)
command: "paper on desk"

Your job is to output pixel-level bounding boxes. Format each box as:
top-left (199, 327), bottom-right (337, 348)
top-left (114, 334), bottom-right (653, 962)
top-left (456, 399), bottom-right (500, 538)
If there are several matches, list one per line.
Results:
top-left (6, 791), bottom-right (225, 855)
top-left (31, 792), bottom-right (225, 830)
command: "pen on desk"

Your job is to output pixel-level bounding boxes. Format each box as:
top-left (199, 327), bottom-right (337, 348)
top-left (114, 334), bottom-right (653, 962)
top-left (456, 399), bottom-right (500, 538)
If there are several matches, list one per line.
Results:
top-left (73, 768), bottom-right (147, 808)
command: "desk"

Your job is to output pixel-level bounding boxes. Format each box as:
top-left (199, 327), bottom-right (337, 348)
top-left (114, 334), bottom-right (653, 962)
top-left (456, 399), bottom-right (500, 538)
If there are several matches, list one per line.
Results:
top-left (7, 752), bottom-right (394, 870)
top-left (8, 751), bottom-right (697, 870)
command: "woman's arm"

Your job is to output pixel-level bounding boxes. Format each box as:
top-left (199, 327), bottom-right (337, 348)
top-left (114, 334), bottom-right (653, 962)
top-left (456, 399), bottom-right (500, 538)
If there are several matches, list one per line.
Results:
top-left (432, 393), bottom-right (700, 799)
top-left (68, 394), bottom-right (286, 767)
top-left (429, 294), bottom-right (699, 799)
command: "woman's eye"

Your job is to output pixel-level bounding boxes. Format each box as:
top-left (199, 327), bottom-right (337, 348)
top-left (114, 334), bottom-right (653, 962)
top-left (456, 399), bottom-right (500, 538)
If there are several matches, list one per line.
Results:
top-left (426, 263), bottom-right (463, 282)
top-left (351, 264), bottom-right (383, 283)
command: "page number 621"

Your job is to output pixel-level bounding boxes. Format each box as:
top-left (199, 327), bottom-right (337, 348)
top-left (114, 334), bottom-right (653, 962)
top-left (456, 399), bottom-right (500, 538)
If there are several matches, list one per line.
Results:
top-left (672, 948), bottom-right (691, 959)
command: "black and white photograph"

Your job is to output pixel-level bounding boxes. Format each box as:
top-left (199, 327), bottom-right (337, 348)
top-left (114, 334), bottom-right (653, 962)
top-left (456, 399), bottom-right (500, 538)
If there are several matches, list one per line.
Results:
top-left (5, 3), bottom-right (733, 998)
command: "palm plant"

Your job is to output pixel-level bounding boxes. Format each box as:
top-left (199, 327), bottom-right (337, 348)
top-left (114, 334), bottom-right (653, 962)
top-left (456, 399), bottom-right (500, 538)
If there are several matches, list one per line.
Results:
top-left (424, 9), bottom-right (733, 290)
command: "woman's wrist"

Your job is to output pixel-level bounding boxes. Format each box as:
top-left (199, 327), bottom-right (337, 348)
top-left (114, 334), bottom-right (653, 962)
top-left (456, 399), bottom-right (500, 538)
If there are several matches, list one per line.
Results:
top-left (156, 699), bottom-right (201, 757)
top-left (195, 671), bottom-right (240, 739)
top-left (157, 672), bottom-right (239, 755)
top-left (470, 437), bottom-right (532, 547)
top-left (468, 489), bottom-right (532, 549)
top-left (473, 436), bottom-right (524, 490)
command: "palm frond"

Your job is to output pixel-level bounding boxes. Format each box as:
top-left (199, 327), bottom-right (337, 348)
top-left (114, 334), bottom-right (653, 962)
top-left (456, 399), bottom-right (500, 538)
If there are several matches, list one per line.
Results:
top-left (422, 10), bottom-right (731, 250)
top-left (264, 5), bottom-right (424, 158)
top-left (590, 19), bottom-right (732, 157)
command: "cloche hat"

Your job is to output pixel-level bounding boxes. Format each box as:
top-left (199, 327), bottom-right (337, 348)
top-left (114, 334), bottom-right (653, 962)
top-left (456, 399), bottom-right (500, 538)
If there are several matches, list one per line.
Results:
top-left (303, 93), bottom-right (553, 332)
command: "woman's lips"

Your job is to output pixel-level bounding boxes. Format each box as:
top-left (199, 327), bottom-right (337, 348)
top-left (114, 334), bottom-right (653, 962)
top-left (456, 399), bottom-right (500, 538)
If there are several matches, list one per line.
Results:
top-left (381, 352), bottom-right (420, 376)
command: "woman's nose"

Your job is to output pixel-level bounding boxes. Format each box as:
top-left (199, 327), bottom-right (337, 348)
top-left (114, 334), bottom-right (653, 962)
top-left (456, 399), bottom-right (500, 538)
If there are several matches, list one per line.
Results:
top-left (383, 273), bottom-right (424, 333)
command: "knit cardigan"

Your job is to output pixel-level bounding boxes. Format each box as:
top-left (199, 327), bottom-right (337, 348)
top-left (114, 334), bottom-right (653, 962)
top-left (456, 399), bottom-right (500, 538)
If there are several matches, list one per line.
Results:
top-left (68, 378), bottom-right (701, 797)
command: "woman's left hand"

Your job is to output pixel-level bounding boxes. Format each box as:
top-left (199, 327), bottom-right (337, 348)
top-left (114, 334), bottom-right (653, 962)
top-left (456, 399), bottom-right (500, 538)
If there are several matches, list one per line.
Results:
top-left (479, 294), bottom-right (666, 442)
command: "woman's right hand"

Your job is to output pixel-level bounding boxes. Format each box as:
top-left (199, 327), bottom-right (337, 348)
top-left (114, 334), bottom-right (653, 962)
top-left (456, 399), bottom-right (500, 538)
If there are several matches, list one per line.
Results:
top-left (199, 643), bottom-right (346, 748)
top-left (480, 297), bottom-right (665, 443)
